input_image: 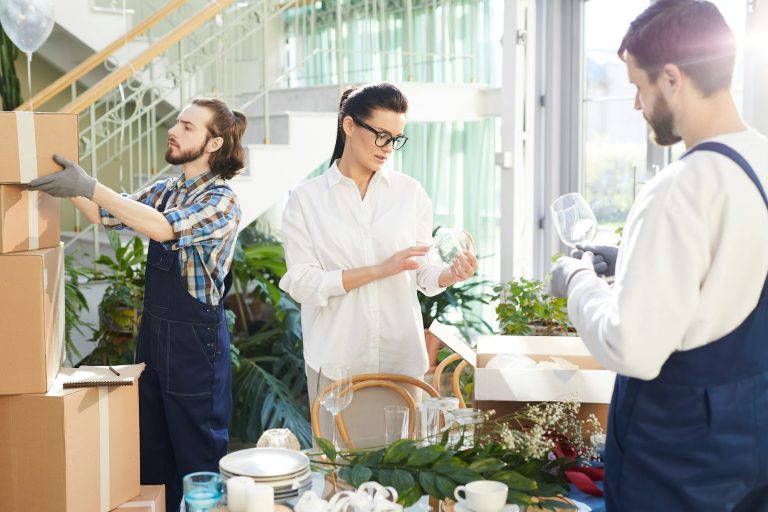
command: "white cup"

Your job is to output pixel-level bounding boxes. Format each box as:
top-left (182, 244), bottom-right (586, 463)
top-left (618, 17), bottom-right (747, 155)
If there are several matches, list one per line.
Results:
top-left (453, 480), bottom-right (508, 512)
top-left (226, 476), bottom-right (256, 512)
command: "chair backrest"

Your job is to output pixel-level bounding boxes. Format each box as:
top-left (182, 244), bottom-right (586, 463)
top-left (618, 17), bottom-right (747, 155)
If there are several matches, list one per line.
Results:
top-left (311, 373), bottom-right (440, 448)
top-left (432, 353), bottom-right (471, 408)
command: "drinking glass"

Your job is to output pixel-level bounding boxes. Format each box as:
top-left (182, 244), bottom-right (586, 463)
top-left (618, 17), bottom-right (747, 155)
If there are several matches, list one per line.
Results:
top-left (318, 363), bottom-right (354, 450)
top-left (427, 228), bottom-right (475, 267)
top-left (451, 408), bottom-right (485, 449)
top-left (384, 405), bottom-right (410, 444)
top-left (550, 193), bottom-right (598, 248)
top-left (183, 472), bottom-right (222, 512)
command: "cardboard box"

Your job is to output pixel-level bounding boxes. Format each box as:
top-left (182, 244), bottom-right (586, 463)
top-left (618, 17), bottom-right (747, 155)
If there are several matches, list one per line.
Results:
top-left (0, 111), bottom-right (79, 184)
top-left (0, 364), bottom-right (144, 512)
top-left (112, 485), bottom-right (166, 512)
top-left (0, 185), bottom-right (60, 253)
top-left (0, 244), bottom-right (64, 394)
top-left (429, 321), bottom-right (616, 430)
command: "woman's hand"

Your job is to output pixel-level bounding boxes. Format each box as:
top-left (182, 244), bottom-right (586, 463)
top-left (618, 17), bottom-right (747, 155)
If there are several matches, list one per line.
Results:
top-left (377, 246), bottom-right (430, 278)
top-left (439, 249), bottom-right (479, 287)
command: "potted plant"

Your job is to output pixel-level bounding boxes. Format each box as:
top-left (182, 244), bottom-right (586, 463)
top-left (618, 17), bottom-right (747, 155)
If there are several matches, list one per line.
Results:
top-left (493, 277), bottom-right (575, 336)
top-left (81, 231), bottom-right (146, 366)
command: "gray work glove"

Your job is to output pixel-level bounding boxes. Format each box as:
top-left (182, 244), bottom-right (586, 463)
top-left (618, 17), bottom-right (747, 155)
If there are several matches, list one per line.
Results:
top-left (550, 252), bottom-right (595, 298)
top-left (571, 244), bottom-right (619, 277)
top-left (28, 154), bottom-right (97, 199)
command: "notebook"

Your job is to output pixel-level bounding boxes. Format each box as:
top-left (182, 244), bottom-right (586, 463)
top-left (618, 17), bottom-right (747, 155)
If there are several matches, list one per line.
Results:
top-left (60, 364), bottom-right (145, 389)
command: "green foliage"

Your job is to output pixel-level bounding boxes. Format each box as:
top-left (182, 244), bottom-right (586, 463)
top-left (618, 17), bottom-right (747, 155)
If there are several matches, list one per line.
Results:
top-left (494, 278), bottom-right (575, 336)
top-left (0, 24), bottom-right (21, 111)
top-left (314, 436), bottom-right (575, 510)
top-left (81, 231), bottom-right (146, 366)
top-left (229, 222), bottom-right (311, 447)
top-left (63, 254), bottom-right (92, 364)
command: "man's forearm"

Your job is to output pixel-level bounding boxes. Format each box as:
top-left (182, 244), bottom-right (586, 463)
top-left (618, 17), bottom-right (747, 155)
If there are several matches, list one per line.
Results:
top-left (91, 184), bottom-right (175, 242)
top-left (69, 197), bottom-right (102, 224)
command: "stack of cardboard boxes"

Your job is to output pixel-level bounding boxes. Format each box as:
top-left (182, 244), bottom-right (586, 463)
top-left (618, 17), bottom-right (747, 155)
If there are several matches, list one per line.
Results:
top-left (0, 112), bottom-right (164, 512)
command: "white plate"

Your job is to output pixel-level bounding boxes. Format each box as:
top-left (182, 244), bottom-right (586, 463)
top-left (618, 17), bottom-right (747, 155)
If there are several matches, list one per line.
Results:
top-left (219, 448), bottom-right (309, 478)
top-left (453, 502), bottom-right (520, 512)
top-left (220, 466), bottom-right (311, 483)
top-left (220, 472), bottom-right (313, 491)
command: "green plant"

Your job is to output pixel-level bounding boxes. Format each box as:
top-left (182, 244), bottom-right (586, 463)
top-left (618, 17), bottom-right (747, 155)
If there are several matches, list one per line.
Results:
top-left (494, 278), bottom-right (575, 336)
top-left (420, 278), bottom-right (493, 339)
top-left (0, 24), bottom-right (21, 110)
top-left (63, 254), bottom-right (93, 364)
top-left (81, 231), bottom-right (146, 366)
top-left (312, 400), bottom-right (603, 509)
top-left (229, 222), bottom-right (311, 447)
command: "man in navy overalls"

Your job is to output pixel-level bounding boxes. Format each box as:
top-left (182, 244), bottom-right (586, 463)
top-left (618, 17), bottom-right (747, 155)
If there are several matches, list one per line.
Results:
top-left (551, 1), bottom-right (768, 510)
top-left (30, 98), bottom-right (247, 511)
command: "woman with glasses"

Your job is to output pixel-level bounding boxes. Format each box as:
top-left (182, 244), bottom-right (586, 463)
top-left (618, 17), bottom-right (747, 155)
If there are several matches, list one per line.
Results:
top-left (279, 83), bottom-right (478, 445)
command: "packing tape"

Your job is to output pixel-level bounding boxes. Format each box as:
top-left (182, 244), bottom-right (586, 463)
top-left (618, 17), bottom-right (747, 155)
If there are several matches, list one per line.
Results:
top-left (53, 250), bottom-right (65, 365)
top-left (99, 386), bottom-right (111, 512)
top-left (27, 190), bottom-right (39, 250)
top-left (117, 501), bottom-right (156, 511)
top-left (15, 111), bottom-right (38, 183)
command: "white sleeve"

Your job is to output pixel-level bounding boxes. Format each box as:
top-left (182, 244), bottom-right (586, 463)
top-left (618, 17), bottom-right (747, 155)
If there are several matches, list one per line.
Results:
top-left (566, 170), bottom-right (710, 380)
top-left (413, 188), bottom-right (445, 297)
top-left (278, 191), bottom-right (348, 307)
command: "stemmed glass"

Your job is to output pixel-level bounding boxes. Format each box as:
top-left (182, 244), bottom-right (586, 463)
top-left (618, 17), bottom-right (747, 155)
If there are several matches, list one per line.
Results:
top-left (550, 193), bottom-right (598, 248)
top-left (318, 363), bottom-right (354, 450)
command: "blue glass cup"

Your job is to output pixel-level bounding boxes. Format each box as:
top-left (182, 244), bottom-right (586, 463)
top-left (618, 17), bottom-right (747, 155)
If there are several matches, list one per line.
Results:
top-left (183, 472), bottom-right (223, 511)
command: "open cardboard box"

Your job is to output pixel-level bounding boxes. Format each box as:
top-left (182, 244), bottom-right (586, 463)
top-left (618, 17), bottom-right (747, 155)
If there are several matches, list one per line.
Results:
top-left (429, 320), bottom-right (616, 431)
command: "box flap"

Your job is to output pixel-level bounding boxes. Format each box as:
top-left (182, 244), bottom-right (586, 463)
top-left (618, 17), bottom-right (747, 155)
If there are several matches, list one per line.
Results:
top-left (477, 335), bottom-right (591, 357)
top-left (428, 320), bottom-right (477, 367)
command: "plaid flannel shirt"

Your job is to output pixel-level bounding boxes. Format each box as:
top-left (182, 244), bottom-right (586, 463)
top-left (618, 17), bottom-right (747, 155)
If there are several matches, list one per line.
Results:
top-left (100, 171), bottom-right (241, 305)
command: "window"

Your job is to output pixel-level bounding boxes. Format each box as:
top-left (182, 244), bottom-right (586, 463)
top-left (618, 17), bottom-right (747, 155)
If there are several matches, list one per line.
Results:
top-left (580, 0), bottom-right (748, 243)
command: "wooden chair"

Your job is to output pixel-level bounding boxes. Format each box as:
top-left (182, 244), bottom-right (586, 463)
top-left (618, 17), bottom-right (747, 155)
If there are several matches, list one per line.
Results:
top-left (432, 353), bottom-right (471, 408)
top-left (311, 373), bottom-right (440, 448)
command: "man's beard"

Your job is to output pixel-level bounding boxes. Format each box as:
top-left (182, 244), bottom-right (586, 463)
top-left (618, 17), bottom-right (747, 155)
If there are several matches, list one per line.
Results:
top-left (646, 95), bottom-right (682, 146)
top-left (165, 138), bottom-right (208, 165)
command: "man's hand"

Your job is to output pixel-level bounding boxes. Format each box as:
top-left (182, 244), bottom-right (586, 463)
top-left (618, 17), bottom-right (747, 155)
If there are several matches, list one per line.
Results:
top-left (377, 246), bottom-right (430, 278)
top-left (571, 244), bottom-right (619, 277)
top-left (28, 154), bottom-right (97, 199)
top-left (550, 252), bottom-right (596, 298)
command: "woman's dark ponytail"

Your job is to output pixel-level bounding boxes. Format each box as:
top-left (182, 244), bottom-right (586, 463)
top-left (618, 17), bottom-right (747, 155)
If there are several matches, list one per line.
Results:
top-left (329, 86), bottom-right (358, 167)
top-left (328, 82), bottom-right (408, 167)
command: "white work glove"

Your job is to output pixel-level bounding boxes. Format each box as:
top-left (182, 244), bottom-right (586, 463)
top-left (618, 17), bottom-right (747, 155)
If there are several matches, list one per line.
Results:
top-left (550, 252), bottom-right (596, 298)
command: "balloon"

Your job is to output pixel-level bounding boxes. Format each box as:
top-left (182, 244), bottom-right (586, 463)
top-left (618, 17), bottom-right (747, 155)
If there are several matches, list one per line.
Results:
top-left (0, 0), bottom-right (55, 54)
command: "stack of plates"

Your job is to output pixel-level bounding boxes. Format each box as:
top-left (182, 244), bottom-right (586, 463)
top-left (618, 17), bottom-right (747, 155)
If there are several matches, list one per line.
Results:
top-left (219, 448), bottom-right (312, 502)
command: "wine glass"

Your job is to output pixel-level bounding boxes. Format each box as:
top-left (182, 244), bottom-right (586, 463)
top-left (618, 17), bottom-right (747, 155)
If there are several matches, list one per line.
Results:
top-left (318, 363), bottom-right (354, 450)
top-left (427, 228), bottom-right (475, 267)
top-left (550, 193), bottom-right (598, 248)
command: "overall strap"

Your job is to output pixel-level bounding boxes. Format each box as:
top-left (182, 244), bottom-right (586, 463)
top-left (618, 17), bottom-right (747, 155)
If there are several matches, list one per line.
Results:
top-left (683, 141), bottom-right (768, 299)
top-left (157, 186), bottom-right (175, 213)
top-left (683, 141), bottom-right (768, 209)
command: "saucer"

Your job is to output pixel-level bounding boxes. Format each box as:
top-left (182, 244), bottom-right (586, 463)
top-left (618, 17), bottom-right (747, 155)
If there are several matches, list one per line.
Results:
top-left (453, 502), bottom-right (520, 512)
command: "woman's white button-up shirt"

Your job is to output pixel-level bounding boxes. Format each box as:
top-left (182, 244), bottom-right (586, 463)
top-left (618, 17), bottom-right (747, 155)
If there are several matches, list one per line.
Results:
top-left (279, 162), bottom-right (445, 376)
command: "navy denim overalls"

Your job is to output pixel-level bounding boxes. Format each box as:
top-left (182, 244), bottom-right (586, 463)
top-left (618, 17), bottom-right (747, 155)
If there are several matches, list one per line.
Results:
top-left (605, 142), bottom-right (768, 511)
top-left (136, 186), bottom-right (233, 512)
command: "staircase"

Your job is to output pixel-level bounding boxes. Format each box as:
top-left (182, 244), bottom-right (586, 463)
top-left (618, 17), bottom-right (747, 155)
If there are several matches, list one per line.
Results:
top-left (32, 0), bottom-right (499, 254)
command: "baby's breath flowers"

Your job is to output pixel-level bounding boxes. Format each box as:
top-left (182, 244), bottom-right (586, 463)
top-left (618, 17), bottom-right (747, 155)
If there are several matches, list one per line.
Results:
top-left (481, 396), bottom-right (605, 462)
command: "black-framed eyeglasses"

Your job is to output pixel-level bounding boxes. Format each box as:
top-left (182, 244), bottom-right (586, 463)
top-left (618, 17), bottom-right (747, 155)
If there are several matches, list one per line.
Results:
top-left (352, 117), bottom-right (408, 150)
